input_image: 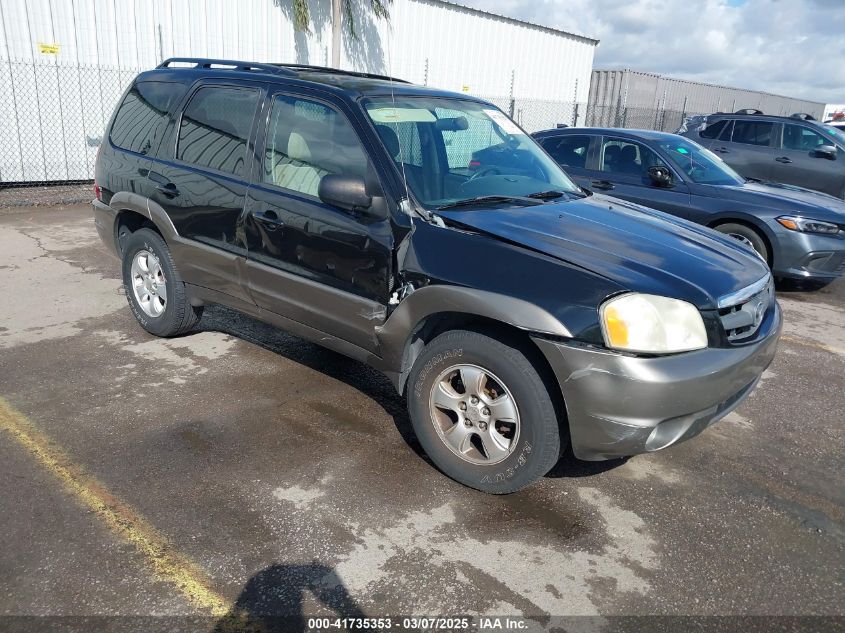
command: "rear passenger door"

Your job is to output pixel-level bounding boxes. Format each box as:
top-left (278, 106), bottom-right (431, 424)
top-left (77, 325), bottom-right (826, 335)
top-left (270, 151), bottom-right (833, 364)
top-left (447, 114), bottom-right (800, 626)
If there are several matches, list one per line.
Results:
top-left (242, 90), bottom-right (392, 352)
top-left (772, 123), bottom-right (844, 196)
top-left (536, 133), bottom-right (594, 188)
top-left (586, 137), bottom-right (692, 218)
top-left (710, 119), bottom-right (774, 181)
top-left (148, 82), bottom-right (261, 299)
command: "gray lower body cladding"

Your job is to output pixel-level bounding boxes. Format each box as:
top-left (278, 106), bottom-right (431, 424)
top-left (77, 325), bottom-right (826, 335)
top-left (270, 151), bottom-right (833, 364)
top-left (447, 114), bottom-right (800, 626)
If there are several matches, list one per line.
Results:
top-left (533, 302), bottom-right (782, 460)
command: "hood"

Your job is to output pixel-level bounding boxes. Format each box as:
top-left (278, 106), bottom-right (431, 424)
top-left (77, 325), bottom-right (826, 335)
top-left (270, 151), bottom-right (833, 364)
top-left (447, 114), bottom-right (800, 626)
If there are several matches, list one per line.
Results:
top-left (717, 181), bottom-right (845, 223)
top-left (438, 194), bottom-right (770, 310)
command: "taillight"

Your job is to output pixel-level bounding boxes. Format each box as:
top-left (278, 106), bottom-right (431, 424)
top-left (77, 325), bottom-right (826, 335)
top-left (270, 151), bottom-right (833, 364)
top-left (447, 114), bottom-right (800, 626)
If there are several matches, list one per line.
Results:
top-left (94, 184), bottom-right (102, 200)
top-left (469, 160), bottom-right (481, 169)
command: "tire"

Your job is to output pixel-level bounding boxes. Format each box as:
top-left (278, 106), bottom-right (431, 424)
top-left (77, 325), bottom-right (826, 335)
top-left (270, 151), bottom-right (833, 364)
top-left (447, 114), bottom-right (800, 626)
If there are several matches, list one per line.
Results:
top-left (714, 222), bottom-right (770, 264)
top-left (406, 329), bottom-right (562, 494)
top-left (121, 228), bottom-right (202, 337)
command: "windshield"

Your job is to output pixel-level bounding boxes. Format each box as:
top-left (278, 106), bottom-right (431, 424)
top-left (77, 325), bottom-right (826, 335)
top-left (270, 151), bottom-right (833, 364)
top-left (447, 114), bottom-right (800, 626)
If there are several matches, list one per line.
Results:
top-left (658, 138), bottom-right (745, 186)
top-left (821, 124), bottom-right (845, 146)
top-left (363, 97), bottom-right (581, 209)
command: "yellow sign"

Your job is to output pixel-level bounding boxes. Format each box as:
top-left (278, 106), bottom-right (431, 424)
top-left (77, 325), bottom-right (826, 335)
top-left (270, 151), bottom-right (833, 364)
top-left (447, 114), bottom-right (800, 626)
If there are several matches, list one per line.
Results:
top-left (38, 42), bottom-right (60, 55)
top-left (462, 85), bottom-right (470, 93)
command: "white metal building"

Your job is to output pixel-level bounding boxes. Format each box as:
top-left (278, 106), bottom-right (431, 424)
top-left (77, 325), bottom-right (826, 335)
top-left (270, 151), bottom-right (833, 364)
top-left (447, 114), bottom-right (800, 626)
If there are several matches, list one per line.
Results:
top-left (589, 69), bottom-right (825, 122)
top-left (0, 0), bottom-right (598, 183)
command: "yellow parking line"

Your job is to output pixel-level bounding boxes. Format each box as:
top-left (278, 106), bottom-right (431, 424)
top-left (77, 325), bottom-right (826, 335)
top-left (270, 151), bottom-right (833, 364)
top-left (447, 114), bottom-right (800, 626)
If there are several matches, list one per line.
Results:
top-left (0, 396), bottom-right (231, 617)
top-left (780, 335), bottom-right (845, 356)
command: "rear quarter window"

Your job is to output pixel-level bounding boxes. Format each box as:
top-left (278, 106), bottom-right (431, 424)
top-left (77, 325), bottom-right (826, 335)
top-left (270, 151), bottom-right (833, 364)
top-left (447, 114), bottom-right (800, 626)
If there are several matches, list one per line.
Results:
top-left (109, 81), bottom-right (184, 154)
top-left (699, 119), bottom-right (728, 139)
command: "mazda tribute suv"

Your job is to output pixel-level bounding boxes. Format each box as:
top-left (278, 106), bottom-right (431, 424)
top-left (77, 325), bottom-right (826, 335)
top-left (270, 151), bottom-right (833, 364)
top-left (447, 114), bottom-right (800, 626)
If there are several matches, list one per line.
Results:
top-left (93, 58), bottom-right (781, 493)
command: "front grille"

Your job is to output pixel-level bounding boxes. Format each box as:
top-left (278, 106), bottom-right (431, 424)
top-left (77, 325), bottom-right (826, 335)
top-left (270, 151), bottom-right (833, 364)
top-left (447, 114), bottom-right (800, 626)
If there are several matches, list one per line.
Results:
top-left (718, 275), bottom-right (775, 343)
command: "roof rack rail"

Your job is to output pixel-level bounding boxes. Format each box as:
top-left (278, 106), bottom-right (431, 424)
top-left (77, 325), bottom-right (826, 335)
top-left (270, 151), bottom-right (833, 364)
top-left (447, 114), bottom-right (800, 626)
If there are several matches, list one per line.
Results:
top-left (735, 108), bottom-right (764, 115)
top-left (272, 63), bottom-right (410, 83)
top-left (157, 57), bottom-right (296, 77)
top-left (789, 112), bottom-right (816, 121)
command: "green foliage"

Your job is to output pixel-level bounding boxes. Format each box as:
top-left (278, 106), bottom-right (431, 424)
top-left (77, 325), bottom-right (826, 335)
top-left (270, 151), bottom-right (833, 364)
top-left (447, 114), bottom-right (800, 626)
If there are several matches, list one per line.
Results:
top-left (289, 0), bottom-right (392, 37)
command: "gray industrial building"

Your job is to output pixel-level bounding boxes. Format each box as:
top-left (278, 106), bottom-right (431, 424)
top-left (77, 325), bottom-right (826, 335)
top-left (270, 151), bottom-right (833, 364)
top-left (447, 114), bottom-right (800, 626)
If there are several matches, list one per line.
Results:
top-left (587, 69), bottom-right (825, 132)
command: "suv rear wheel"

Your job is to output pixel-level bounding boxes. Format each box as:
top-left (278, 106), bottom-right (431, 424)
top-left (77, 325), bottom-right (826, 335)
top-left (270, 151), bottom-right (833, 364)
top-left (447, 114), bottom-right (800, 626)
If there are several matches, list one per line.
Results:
top-left (121, 228), bottom-right (202, 337)
top-left (407, 329), bottom-right (562, 494)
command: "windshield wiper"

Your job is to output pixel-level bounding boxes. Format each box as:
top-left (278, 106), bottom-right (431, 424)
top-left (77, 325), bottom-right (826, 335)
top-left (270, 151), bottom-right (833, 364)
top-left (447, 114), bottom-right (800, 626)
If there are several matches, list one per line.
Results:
top-left (436, 195), bottom-right (541, 210)
top-left (526, 190), bottom-right (566, 200)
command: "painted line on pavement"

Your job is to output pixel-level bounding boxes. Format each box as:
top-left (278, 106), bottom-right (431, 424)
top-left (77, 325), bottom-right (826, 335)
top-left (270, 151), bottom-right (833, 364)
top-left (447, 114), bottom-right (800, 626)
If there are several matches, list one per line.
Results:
top-left (0, 396), bottom-right (232, 617)
top-left (780, 335), bottom-right (845, 357)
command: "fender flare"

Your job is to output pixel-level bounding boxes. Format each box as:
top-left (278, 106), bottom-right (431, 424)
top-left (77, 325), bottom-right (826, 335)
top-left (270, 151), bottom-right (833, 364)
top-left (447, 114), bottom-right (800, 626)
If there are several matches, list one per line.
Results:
top-left (110, 192), bottom-right (179, 242)
top-left (375, 285), bottom-right (573, 386)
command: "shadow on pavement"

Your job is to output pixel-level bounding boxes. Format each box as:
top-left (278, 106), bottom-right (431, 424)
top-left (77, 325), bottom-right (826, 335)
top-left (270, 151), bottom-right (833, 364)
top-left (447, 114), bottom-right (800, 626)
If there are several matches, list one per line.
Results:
top-left (212, 564), bottom-right (371, 633)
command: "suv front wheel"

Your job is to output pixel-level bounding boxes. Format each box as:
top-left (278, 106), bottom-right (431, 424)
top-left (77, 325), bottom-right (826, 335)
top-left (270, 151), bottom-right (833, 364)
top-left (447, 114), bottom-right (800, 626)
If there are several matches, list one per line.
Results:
top-left (407, 329), bottom-right (562, 493)
top-left (121, 228), bottom-right (202, 337)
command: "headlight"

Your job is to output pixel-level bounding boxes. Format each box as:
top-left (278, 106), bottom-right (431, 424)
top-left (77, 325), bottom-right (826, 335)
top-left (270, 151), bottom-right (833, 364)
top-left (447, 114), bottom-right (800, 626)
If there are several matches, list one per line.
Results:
top-left (776, 216), bottom-right (841, 235)
top-left (600, 293), bottom-right (708, 354)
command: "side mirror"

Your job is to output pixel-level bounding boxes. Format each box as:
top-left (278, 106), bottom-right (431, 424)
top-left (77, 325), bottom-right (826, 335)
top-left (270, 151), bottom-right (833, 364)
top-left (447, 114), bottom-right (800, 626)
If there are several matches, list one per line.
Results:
top-left (319, 174), bottom-right (375, 214)
top-left (813, 145), bottom-right (837, 160)
top-left (648, 166), bottom-right (673, 187)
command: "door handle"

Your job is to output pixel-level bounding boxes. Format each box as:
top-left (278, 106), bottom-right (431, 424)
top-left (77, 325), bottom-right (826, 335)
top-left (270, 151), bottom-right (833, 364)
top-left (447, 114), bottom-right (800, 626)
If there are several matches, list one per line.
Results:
top-left (252, 210), bottom-right (284, 231)
top-left (712, 147), bottom-right (729, 154)
top-left (155, 182), bottom-right (180, 198)
top-left (591, 180), bottom-right (615, 191)
top-left (775, 156), bottom-right (793, 164)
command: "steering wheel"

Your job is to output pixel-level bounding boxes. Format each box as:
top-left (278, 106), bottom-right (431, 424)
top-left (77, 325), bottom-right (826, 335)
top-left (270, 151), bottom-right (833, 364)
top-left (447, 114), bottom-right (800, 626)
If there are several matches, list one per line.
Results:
top-left (467, 166), bottom-right (501, 181)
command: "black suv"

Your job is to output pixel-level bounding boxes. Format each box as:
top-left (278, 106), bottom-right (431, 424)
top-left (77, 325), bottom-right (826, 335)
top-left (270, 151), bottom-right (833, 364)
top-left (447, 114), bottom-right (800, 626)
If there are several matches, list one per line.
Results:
top-left (94, 58), bottom-right (780, 493)
top-left (679, 111), bottom-right (845, 199)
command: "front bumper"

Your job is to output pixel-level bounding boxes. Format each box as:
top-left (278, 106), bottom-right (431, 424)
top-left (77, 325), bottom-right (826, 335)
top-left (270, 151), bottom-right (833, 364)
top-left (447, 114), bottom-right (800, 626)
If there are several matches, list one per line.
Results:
top-left (533, 302), bottom-right (782, 461)
top-left (771, 226), bottom-right (845, 281)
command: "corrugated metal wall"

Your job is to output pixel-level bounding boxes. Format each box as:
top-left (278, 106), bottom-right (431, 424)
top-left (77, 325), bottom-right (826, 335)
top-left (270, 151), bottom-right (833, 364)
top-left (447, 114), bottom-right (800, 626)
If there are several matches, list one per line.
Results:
top-left (0, 0), bottom-right (597, 183)
top-left (589, 69), bottom-right (824, 120)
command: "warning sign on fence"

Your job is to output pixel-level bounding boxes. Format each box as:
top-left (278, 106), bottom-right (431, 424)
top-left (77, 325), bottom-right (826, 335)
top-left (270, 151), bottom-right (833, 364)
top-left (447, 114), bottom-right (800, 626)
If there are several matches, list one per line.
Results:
top-left (38, 42), bottom-right (60, 55)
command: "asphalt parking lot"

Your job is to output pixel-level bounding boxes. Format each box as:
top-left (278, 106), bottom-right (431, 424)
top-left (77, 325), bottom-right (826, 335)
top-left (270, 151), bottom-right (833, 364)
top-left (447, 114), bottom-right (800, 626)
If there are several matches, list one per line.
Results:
top-left (0, 203), bottom-right (843, 631)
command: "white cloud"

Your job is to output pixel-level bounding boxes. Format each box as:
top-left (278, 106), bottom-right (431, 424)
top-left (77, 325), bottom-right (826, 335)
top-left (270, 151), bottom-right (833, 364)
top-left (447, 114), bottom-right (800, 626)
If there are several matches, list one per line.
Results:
top-left (457, 0), bottom-right (845, 104)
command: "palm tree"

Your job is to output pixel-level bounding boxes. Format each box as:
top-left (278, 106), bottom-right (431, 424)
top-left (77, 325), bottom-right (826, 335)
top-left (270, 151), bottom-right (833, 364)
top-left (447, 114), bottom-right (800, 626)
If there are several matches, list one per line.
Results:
top-left (291, 0), bottom-right (392, 68)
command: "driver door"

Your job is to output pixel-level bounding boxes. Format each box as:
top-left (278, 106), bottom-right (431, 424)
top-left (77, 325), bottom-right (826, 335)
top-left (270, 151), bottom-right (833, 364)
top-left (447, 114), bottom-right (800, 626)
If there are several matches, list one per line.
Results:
top-left (590, 137), bottom-right (692, 219)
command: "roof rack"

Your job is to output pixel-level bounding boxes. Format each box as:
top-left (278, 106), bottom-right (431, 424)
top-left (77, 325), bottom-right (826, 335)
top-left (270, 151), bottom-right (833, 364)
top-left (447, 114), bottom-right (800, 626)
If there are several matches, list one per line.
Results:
top-left (156, 58), bottom-right (411, 84)
top-left (272, 63), bottom-right (410, 84)
top-left (735, 108), bottom-right (764, 115)
top-left (789, 112), bottom-right (816, 121)
top-left (157, 57), bottom-right (296, 76)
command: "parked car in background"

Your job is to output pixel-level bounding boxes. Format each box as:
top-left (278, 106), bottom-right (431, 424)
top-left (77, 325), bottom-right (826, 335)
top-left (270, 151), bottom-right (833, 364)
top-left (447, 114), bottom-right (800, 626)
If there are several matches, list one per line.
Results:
top-left (533, 127), bottom-right (845, 283)
top-left (678, 111), bottom-right (845, 199)
top-left (94, 58), bottom-right (780, 493)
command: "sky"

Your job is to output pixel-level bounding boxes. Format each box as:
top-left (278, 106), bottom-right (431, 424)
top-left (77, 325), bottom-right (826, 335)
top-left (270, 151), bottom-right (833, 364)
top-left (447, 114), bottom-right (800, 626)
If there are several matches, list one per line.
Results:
top-left (456, 0), bottom-right (844, 105)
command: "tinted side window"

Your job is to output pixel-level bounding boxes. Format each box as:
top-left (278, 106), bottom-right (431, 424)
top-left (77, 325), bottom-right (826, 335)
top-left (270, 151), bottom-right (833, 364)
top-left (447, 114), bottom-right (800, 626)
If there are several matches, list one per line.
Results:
top-left (540, 135), bottom-right (591, 168)
top-left (110, 81), bottom-right (183, 154)
top-left (730, 121), bottom-right (773, 146)
top-left (177, 86), bottom-right (260, 176)
top-left (263, 95), bottom-right (368, 198)
top-left (699, 119), bottom-right (728, 139)
top-left (782, 124), bottom-right (827, 151)
top-left (600, 139), bottom-right (668, 176)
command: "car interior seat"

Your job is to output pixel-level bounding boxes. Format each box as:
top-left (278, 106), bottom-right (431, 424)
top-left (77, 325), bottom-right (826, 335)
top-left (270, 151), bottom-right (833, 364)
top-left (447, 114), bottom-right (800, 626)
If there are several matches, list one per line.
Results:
top-left (618, 144), bottom-right (641, 174)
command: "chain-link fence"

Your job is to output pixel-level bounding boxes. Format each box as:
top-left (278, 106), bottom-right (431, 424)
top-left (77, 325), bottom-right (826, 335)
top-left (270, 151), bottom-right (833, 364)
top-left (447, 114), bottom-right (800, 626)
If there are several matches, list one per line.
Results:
top-left (0, 58), bottom-right (141, 186)
top-left (583, 103), bottom-right (698, 133)
top-left (0, 57), bottom-right (586, 186)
